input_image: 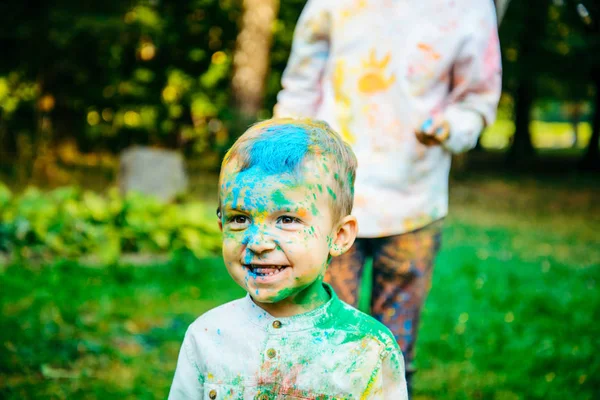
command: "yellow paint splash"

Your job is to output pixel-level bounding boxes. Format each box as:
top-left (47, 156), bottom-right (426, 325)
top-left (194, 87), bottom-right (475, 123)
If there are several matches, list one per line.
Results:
top-left (340, 0), bottom-right (368, 23)
top-left (358, 50), bottom-right (396, 94)
top-left (359, 363), bottom-right (382, 400)
top-left (332, 60), bottom-right (355, 144)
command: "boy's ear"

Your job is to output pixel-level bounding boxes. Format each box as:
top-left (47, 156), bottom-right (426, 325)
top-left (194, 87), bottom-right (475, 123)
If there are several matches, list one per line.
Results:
top-left (329, 215), bottom-right (358, 257)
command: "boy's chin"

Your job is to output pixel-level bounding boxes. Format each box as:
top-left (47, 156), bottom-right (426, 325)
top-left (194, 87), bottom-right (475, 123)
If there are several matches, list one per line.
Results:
top-left (249, 289), bottom-right (294, 305)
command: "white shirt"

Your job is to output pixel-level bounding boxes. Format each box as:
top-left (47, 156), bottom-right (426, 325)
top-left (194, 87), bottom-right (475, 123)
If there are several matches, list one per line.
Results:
top-left (169, 285), bottom-right (408, 399)
top-left (275, 0), bottom-right (502, 237)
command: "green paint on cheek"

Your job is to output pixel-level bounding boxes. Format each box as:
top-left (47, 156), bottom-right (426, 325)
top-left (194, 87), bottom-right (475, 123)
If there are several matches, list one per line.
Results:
top-left (327, 187), bottom-right (337, 200)
top-left (311, 203), bottom-right (319, 217)
top-left (317, 184), bottom-right (323, 193)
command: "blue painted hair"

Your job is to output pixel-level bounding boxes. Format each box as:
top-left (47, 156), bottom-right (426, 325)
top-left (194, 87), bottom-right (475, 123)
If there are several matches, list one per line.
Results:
top-left (246, 124), bottom-right (310, 176)
top-left (220, 118), bottom-right (357, 221)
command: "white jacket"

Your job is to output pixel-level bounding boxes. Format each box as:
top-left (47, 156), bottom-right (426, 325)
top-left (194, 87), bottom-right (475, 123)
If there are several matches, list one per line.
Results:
top-left (275, 0), bottom-right (502, 237)
top-left (169, 286), bottom-right (408, 399)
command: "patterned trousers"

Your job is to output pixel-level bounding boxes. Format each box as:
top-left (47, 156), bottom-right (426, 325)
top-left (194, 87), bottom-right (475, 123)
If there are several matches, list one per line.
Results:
top-left (325, 220), bottom-right (443, 370)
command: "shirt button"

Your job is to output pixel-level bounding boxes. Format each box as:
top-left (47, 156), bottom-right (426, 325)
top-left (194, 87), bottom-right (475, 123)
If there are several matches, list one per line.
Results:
top-left (209, 389), bottom-right (217, 399)
top-left (272, 320), bottom-right (282, 329)
top-left (266, 348), bottom-right (277, 358)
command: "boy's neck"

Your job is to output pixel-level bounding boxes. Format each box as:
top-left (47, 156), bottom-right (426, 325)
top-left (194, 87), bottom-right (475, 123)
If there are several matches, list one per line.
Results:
top-left (253, 280), bottom-right (331, 318)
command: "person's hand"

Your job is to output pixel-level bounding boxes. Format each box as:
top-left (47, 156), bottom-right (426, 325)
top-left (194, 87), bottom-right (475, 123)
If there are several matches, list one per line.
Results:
top-left (415, 117), bottom-right (450, 146)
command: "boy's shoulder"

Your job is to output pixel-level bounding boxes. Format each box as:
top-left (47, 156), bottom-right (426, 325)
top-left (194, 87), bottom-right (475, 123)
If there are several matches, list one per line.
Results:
top-left (328, 299), bottom-right (399, 352)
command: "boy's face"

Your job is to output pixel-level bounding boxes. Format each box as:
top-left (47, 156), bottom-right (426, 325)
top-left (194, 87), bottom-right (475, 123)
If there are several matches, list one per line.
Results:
top-left (219, 158), bottom-right (341, 312)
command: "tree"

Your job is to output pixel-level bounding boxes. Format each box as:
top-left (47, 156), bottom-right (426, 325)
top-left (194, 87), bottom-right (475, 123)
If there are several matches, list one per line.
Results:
top-left (0, 0), bottom-right (241, 183)
top-left (501, 0), bottom-right (598, 167)
top-left (502, 0), bottom-right (552, 165)
top-left (231, 0), bottom-right (280, 119)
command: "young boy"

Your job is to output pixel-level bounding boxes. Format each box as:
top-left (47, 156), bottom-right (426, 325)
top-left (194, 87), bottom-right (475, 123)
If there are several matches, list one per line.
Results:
top-left (169, 118), bottom-right (408, 399)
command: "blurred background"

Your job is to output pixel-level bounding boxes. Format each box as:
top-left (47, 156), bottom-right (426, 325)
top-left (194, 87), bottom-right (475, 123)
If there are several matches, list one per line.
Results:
top-left (0, 0), bottom-right (598, 399)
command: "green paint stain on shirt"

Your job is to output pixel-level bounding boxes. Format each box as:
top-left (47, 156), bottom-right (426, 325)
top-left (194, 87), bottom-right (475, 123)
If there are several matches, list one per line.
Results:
top-left (174, 283), bottom-right (406, 398)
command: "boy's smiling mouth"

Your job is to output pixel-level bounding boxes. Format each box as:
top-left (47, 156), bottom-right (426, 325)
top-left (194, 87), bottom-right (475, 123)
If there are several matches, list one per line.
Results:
top-left (244, 264), bottom-right (290, 278)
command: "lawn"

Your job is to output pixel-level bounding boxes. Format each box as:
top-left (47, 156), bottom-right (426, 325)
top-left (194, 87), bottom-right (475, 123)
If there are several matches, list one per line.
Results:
top-left (1, 173), bottom-right (599, 399)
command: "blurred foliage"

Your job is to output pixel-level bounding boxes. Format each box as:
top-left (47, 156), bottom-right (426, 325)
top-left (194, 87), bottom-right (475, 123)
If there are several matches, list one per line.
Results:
top-left (0, 0), bottom-right (305, 159)
top-left (0, 183), bottom-right (221, 264)
top-left (0, 0), bottom-right (598, 175)
top-left (500, 0), bottom-right (597, 101)
top-left (0, 0), bottom-right (241, 161)
top-left (497, 0), bottom-right (599, 162)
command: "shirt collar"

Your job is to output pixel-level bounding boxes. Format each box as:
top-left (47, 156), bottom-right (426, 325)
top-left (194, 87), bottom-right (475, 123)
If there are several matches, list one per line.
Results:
top-left (241, 283), bottom-right (342, 333)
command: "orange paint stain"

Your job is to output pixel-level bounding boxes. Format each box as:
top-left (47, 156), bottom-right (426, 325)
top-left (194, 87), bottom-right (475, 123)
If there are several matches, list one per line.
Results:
top-left (417, 42), bottom-right (441, 60)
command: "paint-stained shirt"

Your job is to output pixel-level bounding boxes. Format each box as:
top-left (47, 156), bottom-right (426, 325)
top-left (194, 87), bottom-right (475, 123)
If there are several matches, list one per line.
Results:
top-left (169, 285), bottom-right (408, 399)
top-left (275, 0), bottom-right (502, 237)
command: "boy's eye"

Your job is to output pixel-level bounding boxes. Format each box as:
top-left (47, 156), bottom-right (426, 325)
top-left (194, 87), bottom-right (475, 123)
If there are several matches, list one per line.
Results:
top-left (232, 215), bottom-right (248, 224)
top-left (227, 215), bottom-right (250, 228)
top-left (277, 216), bottom-right (300, 225)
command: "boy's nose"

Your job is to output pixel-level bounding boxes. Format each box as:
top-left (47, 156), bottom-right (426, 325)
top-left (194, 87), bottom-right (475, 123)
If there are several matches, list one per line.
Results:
top-left (246, 233), bottom-right (277, 254)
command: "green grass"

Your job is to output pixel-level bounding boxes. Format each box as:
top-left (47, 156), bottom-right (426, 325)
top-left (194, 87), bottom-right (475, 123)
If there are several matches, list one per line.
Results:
top-left (0, 255), bottom-right (245, 399)
top-left (1, 175), bottom-right (599, 399)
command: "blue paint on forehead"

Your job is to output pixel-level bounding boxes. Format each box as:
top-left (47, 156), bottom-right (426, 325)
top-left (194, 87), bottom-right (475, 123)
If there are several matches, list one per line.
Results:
top-left (245, 125), bottom-right (310, 175)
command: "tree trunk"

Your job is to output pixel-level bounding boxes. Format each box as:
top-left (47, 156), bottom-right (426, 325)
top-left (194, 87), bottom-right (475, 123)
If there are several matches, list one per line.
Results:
top-left (30, 74), bottom-right (59, 185)
top-left (580, 71), bottom-right (600, 170)
top-left (231, 0), bottom-right (280, 119)
top-left (507, 82), bottom-right (535, 165)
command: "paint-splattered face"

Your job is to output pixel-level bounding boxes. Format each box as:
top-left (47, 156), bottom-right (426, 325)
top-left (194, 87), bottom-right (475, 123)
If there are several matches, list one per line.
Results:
top-left (219, 158), bottom-right (337, 310)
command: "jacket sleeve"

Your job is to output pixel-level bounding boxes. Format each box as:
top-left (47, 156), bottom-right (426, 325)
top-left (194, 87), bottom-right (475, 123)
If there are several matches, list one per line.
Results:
top-left (381, 346), bottom-right (409, 400)
top-left (442, 0), bottom-right (502, 154)
top-left (168, 330), bottom-right (203, 399)
top-left (274, 0), bottom-right (331, 118)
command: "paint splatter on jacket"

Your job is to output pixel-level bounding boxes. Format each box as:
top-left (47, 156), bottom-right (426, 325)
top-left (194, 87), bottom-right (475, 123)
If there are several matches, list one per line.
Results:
top-left (275, 0), bottom-right (502, 237)
top-left (169, 285), bottom-right (408, 399)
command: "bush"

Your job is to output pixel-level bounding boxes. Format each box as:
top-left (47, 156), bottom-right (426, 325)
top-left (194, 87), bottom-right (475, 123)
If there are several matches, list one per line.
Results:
top-left (0, 183), bottom-right (221, 264)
